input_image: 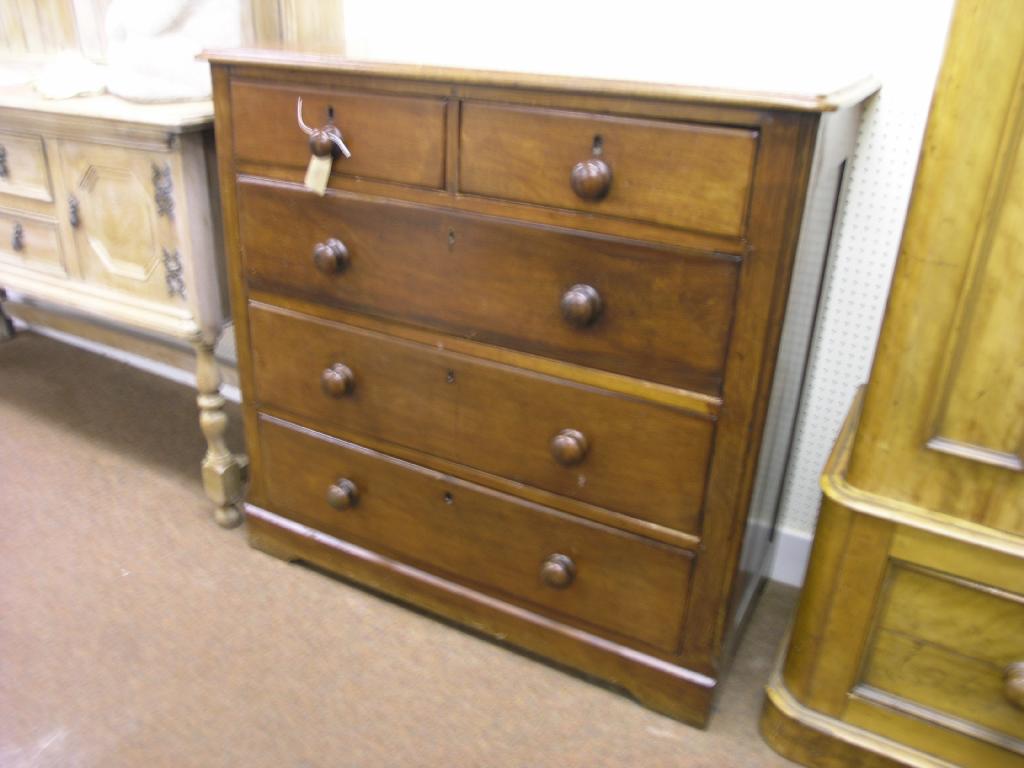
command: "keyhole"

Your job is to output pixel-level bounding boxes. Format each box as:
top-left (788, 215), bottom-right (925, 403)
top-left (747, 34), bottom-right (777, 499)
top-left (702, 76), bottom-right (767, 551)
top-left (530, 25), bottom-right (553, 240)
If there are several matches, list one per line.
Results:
top-left (592, 134), bottom-right (604, 156)
top-left (327, 105), bottom-right (335, 122)
top-left (446, 369), bottom-right (456, 384)
top-left (442, 491), bottom-right (454, 505)
top-left (447, 228), bottom-right (456, 248)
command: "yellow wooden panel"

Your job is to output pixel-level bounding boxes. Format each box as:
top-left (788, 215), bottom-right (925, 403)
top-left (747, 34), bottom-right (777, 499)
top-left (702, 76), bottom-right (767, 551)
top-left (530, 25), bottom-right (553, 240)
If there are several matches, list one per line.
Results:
top-left (929, 95), bottom-right (1024, 470)
top-left (844, 693), bottom-right (1024, 768)
top-left (848, 0), bottom-right (1024, 534)
top-left (864, 628), bottom-right (1023, 739)
top-left (879, 565), bottom-right (1024, 665)
top-left (890, 523), bottom-right (1024, 597)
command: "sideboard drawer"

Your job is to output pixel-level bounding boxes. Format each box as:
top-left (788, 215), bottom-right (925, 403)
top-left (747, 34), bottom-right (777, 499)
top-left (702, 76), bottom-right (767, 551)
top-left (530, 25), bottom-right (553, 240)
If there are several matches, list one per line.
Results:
top-left (230, 80), bottom-right (447, 189)
top-left (239, 179), bottom-right (739, 393)
top-left (459, 102), bottom-right (758, 236)
top-left (258, 415), bottom-right (694, 653)
top-left (0, 132), bottom-right (52, 202)
top-left (249, 302), bottom-right (713, 534)
top-left (862, 564), bottom-right (1024, 740)
top-left (0, 211), bottom-right (65, 274)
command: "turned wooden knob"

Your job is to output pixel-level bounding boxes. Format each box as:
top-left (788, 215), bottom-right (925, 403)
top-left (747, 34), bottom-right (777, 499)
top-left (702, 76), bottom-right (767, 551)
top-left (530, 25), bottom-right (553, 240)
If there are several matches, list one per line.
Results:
top-left (1005, 662), bottom-right (1024, 709)
top-left (321, 363), bottom-right (354, 397)
top-left (541, 554), bottom-right (576, 589)
top-left (570, 157), bottom-right (612, 200)
top-left (560, 284), bottom-right (602, 327)
top-left (551, 428), bottom-right (588, 466)
top-left (309, 130), bottom-right (336, 158)
top-left (326, 478), bottom-right (359, 510)
top-left (313, 238), bottom-right (349, 274)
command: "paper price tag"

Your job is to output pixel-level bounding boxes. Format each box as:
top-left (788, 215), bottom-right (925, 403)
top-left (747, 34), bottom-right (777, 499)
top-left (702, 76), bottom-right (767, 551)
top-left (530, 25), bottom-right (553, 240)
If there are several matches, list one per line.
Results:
top-left (304, 154), bottom-right (333, 196)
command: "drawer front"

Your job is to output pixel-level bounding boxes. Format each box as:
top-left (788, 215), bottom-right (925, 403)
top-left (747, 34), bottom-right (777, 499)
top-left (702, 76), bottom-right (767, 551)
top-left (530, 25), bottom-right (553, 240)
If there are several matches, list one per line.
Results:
top-left (239, 180), bottom-right (739, 393)
top-left (0, 211), bottom-right (65, 274)
top-left (250, 303), bottom-right (713, 534)
top-left (863, 564), bottom-right (1024, 739)
top-left (0, 132), bottom-right (53, 202)
top-left (460, 102), bottom-right (758, 236)
top-left (230, 80), bottom-right (447, 189)
top-left (258, 415), bottom-right (693, 652)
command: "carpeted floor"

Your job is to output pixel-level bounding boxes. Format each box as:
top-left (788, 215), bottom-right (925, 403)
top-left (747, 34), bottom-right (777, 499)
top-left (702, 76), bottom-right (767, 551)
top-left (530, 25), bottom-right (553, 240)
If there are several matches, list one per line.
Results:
top-left (0, 330), bottom-right (800, 768)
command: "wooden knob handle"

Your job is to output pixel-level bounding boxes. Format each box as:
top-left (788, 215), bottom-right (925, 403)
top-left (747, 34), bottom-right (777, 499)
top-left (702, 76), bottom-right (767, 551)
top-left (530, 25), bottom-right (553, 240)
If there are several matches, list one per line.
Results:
top-left (551, 428), bottom-right (588, 466)
top-left (326, 478), bottom-right (359, 510)
top-left (1005, 662), bottom-right (1024, 709)
top-left (560, 284), bottom-right (602, 327)
top-left (309, 130), bottom-right (336, 158)
top-left (541, 554), bottom-right (576, 589)
top-left (321, 363), bottom-right (354, 398)
top-left (570, 157), bottom-right (612, 200)
top-left (313, 238), bottom-right (349, 274)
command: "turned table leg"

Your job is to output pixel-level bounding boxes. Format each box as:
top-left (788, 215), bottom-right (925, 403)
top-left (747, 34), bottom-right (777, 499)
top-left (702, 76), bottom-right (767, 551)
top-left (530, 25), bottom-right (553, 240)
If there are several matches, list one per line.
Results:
top-left (0, 288), bottom-right (15, 341)
top-left (194, 334), bottom-right (247, 528)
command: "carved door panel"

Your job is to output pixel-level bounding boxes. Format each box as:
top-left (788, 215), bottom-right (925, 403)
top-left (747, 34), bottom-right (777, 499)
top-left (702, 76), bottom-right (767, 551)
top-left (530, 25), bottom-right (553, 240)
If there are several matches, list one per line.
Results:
top-left (59, 140), bottom-right (186, 307)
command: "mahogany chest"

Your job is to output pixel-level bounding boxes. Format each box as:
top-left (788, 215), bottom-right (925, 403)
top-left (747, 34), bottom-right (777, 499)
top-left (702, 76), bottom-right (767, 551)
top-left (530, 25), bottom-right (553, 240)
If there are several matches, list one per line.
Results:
top-left (207, 50), bottom-right (872, 725)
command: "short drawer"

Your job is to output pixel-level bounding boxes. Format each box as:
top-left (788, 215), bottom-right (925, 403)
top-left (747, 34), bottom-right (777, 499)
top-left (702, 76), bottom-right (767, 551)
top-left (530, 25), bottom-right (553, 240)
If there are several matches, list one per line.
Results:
top-left (258, 415), bottom-right (693, 653)
top-left (238, 179), bottom-right (739, 394)
top-left (0, 132), bottom-right (53, 202)
top-left (230, 80), bottom-right (447, 189)
top-left (249, 303), bottom-right (713, 534)
top-left (862, 564), bottom-right (1024, 740)
top-left (459, 102), bottom-right (758, 236)
top-left (0, 211), bottom-right (65, 274)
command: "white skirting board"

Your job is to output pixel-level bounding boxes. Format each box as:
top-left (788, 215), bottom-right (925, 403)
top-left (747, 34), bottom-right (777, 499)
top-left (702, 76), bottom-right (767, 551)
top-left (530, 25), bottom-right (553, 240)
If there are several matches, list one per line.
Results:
top-left (12, 318), bottom-right (242, 404)
top-left (767, 527), bottom-right (815, 587)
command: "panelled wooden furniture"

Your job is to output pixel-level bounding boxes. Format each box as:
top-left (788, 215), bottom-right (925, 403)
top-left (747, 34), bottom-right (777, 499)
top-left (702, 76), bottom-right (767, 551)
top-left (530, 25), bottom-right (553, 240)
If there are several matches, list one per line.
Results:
top-left (0, 89), bottom-right (246, 527)
top-left (762, 0), bottom-right (1024, 764)
top-left (207, 48), bottom-right (874, 725)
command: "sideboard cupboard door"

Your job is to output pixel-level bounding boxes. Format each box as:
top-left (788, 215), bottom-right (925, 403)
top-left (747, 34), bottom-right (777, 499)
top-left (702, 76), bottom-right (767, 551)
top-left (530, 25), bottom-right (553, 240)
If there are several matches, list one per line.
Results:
top-left (58, 140), bottom-right (186, 308)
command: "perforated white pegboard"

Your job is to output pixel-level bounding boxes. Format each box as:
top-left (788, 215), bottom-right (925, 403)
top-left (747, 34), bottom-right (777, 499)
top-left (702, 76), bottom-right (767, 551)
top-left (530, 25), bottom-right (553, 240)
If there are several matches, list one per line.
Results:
top-left (775, 0), bottom-right (956, 535)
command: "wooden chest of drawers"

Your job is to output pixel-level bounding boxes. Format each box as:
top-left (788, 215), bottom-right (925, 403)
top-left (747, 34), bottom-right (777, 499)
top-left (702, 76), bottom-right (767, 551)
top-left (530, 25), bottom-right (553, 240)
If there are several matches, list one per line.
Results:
top-left (207, 50), bottom-right (873, 725)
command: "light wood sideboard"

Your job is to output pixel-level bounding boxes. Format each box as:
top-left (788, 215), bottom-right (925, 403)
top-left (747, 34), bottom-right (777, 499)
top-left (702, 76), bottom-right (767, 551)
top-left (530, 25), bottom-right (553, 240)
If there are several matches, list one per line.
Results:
top-left (0, 88), bottom-right (246, 527)
top-left (762, 1), bottom-right (1024, 765)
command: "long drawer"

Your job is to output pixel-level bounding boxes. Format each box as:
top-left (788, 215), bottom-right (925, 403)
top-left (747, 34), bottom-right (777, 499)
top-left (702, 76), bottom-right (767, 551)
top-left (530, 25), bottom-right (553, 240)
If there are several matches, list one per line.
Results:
top-left (258, 415), bottom-right (694, 653)
top-left (238, 179), bottom-right (739, 394)
top-left (249, 302), bottom-right (713, 534)
top-left (460, 102), bottom-right (758, 237)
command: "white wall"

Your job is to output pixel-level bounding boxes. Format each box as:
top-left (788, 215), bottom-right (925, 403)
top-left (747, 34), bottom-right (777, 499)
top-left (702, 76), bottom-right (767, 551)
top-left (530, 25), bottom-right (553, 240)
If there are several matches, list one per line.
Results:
top-left (341, 1), bottom-right (957, 583)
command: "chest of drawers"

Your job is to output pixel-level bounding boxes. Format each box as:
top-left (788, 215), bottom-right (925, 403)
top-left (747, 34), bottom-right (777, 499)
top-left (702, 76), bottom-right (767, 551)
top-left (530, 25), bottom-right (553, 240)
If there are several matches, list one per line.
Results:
top-left (207, 50), bottom-right (874, 725)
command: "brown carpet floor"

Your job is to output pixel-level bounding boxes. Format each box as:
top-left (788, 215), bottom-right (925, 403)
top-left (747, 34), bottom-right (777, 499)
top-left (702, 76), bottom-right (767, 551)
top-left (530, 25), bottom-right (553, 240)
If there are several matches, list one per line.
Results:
top-left (0, 330), bottom-right (799, 768)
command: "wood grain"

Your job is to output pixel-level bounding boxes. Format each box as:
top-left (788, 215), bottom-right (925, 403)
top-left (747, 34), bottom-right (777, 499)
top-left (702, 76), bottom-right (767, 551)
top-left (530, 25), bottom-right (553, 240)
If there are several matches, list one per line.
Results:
top-left (848, 0), bottom-right (1024, 535)
top-left (258, 414), bottom-right (694, 654)
top-left (237, 178), bottom-right (740, 393)
top-left (0, 131), bottom-right (53, 202)
top-left (0, 210), bottom-right (65, 275)
top-left (210, 50), bottom-right (866, 726)
top-left (459, 101), bottom-right (757, 236)
top-left (230, 80), bottom-right (447, 189)
top-left (248, 302), bottom-right (714, 533)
